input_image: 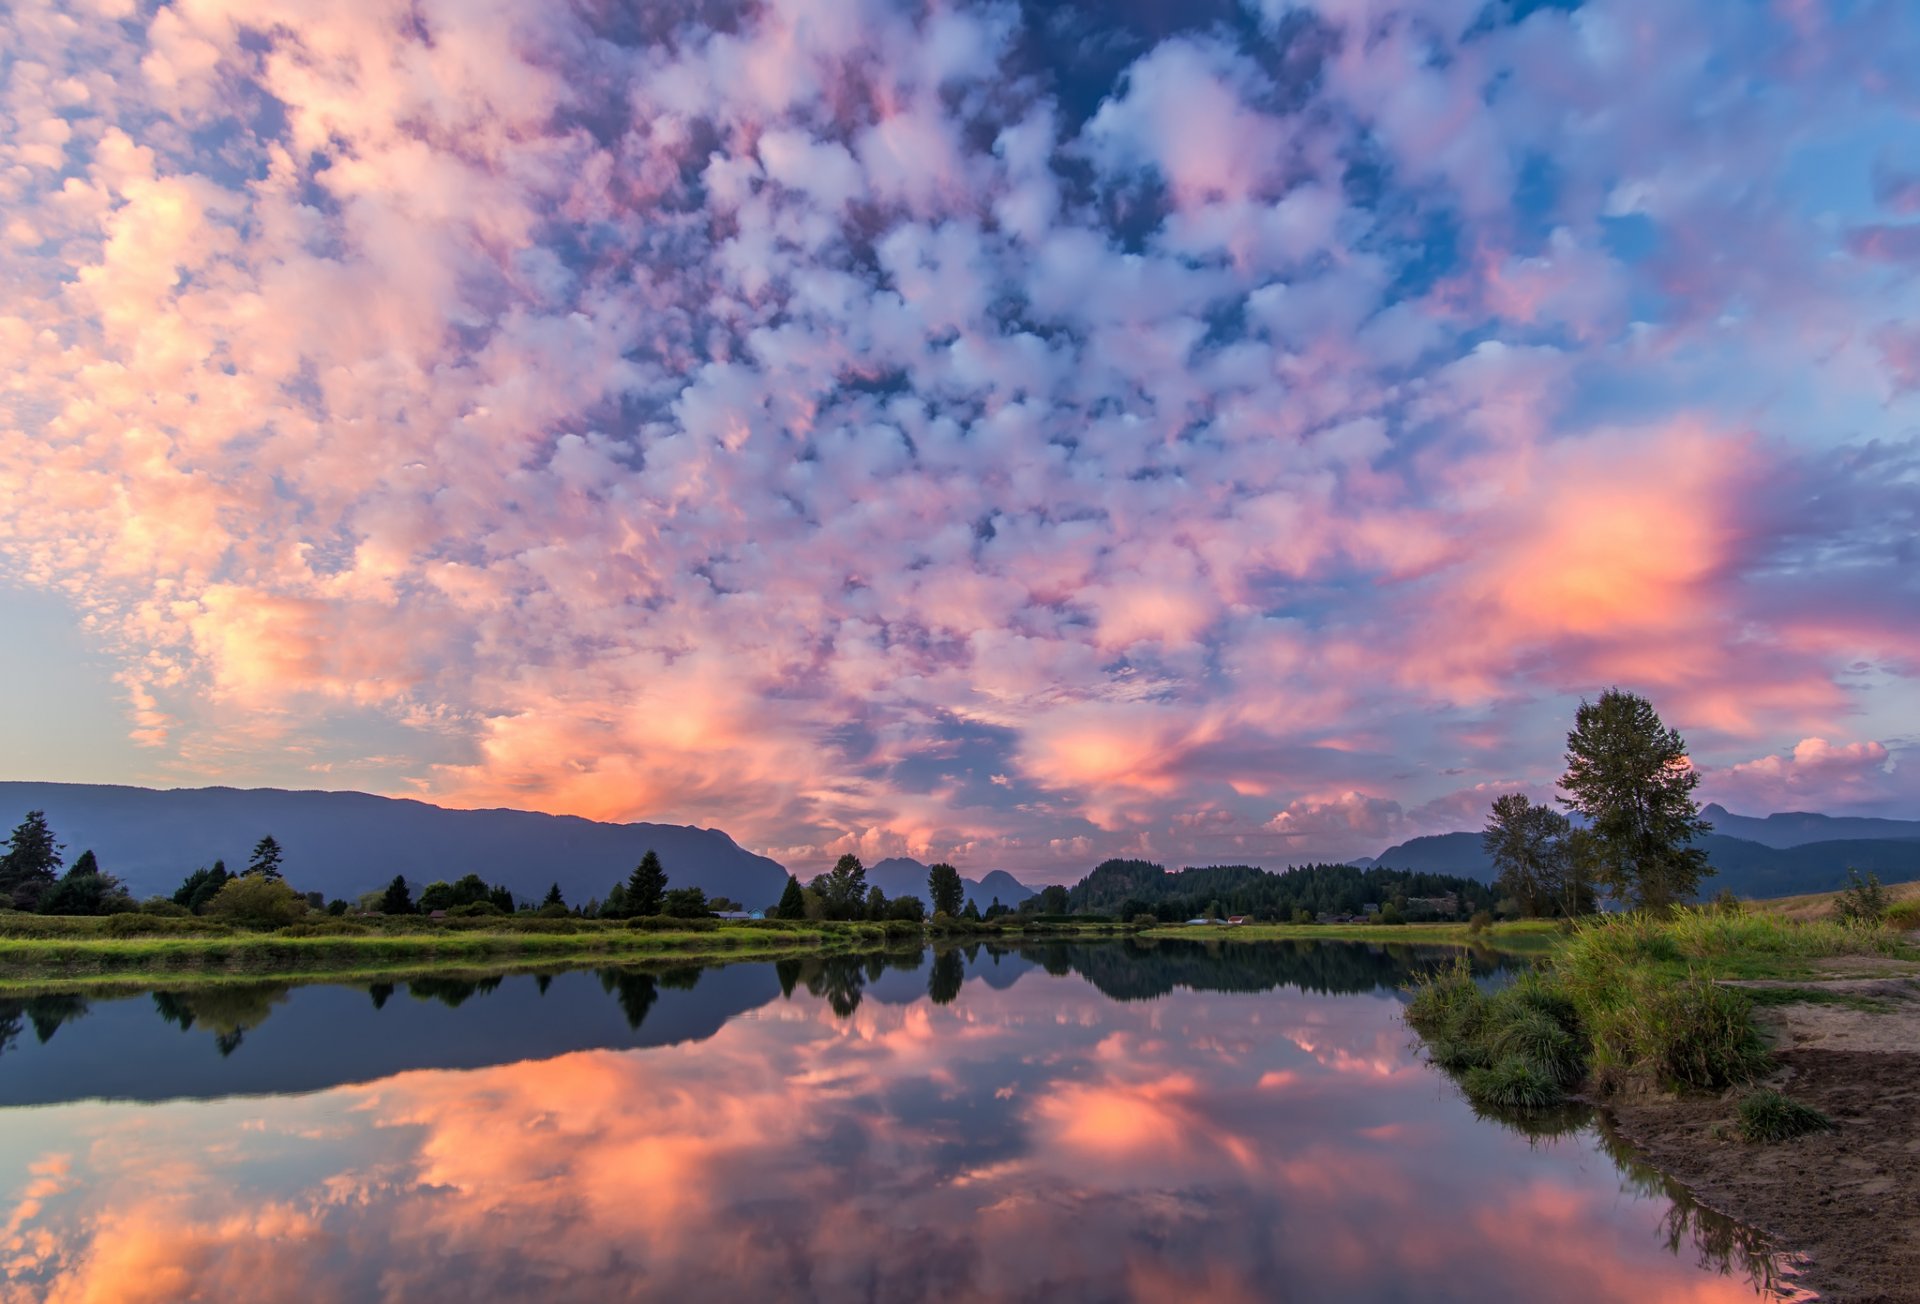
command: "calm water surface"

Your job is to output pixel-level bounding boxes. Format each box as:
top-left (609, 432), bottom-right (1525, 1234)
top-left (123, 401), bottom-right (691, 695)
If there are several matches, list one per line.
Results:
top-left (0, 941), bottom-right (1804, 1302)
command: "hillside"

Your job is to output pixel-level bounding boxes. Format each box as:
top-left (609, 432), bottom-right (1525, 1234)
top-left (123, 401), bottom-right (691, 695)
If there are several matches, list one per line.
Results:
top-left (865, 857), bottom-right (1036, 909)
top-left (0, 783), bottom-right (789, 909)
top-left (1360, 824), bottom-right (1920, 901)
top-left (1698, 804), bottom-right (1920, 849)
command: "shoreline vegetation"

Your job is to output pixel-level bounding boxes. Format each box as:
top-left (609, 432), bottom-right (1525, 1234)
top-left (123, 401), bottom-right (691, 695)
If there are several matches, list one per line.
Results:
top-left (1404, 906), bottom-right (1920, 1300)
top-left (0, 913), bottom-right (1557, 993)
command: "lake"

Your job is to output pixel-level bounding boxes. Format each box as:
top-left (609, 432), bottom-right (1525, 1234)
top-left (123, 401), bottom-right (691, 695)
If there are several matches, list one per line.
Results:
top-left (0, 940), bottom-right (1805, 1302)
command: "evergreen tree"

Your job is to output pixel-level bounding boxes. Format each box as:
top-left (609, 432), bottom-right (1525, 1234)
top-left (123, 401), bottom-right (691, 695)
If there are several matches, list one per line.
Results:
top-left (543, 882), bottom-right (566, 908)
top-left (489, 884), bottom-right (515, 912)
top-left (1, 810), bottom-right (63, 910)
top-left (38, 851), bottom-right (132, 916)
top-left (865, 885), bottom-right (888, 920)
top-left (1559, 689), bottom-right (1713, 909)
top-left (626, 850), bottom-right (668, 916)
top-left (244, 835), bottom-right (285, 880)
top-left (775, 874), bottom-right (806, 919)
top-left (379, 874), bottom-right (415, 915)
top-left (927, 862), bottom-right (965, 917)
top-left (962, 898), bottom-right (981, 922)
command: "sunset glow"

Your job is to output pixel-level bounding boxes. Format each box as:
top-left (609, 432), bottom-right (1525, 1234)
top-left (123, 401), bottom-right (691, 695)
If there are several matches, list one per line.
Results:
top-left (1, 0), bottom-right (1915, 873)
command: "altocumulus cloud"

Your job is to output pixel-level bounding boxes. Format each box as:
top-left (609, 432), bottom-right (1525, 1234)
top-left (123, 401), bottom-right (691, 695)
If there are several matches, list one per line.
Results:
top-left (1, 0), bottom-right (1916, 875)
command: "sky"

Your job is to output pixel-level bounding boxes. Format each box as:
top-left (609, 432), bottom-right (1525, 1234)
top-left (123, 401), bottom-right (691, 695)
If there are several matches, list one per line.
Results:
top-left (1, 0), bottom-right (1917, 880)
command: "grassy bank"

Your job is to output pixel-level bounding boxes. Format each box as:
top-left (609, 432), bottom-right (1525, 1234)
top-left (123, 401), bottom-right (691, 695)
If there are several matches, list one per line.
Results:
top-left (0, 916), bottom-right (933, 992)
top-left (0, 912), bottom-right (1178, 991)
top-left (1404, 910), bottom-right (1912, 1114)
top-left (1141, 919), bottom-right (1564, 953)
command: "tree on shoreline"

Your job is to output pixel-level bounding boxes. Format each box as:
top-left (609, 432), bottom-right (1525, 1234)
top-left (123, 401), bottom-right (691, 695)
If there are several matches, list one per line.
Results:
top-left (627, 850), bottom-right (668, 916)
top-left (1559, 688), bottom-right (1713, 910)
top-left (927, 862), bottom-right (964, 918)
top-left (379, 875), bottom-right (416, 915)
top-left (811, 854), bottom-right (867, 920)
top-left (245, 835), bottom-right (284, 880)
top-left (1, 810), bottom-right (63, 910)
top-left (1483, 794), bottom-right (1592, 918)
top-left (775, 874), bottom-right (805, 919)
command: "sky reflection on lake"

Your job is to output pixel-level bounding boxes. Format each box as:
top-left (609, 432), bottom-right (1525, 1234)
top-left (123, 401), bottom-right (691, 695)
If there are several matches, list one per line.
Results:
top-left (0, 943), bottom-right (1795, 1302)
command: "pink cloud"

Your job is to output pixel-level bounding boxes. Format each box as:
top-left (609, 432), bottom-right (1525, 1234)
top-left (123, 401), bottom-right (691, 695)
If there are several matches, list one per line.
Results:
top-left (1709, 737), bottom-right (1902, 814)
top-left (0, 0), bottom-right (1914, 875)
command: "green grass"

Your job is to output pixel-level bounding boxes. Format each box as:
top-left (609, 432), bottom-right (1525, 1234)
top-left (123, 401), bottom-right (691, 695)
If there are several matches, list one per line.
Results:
top-left (1405, 909), bottom-right (1905, 1109)
top-left (0, 918), bottom-right (922, 991)
top-left (1735, 1088), bottom-right (1834, 1143)
top-left (1740, 985), bottom-right (1890, 1012)
top-left (1145, 919), bottom-right (1562, 954)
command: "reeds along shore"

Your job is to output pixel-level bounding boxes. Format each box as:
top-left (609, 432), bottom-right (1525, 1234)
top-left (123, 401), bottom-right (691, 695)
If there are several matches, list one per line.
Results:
top-left (1404, 909), bottom-right (1909, 1117)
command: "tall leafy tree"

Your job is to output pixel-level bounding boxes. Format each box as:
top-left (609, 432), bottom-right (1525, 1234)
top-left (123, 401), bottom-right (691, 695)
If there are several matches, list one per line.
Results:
top-left (1559, 689), bottom-right (1713, 909)
top-left (927, 862), bottom-right (965, 918)
top-left (627, 850), bottom-right (668, 916)
top-left (810, 854), bottom-right (867, 919)
top-left (379, 875), bottom-right (415, 915)
top-left (1, 810), bottom-right (63, 910)
top-left (1482, 794), bottom-right (1591, 917)
top-left (245, 835), bottom-right (284, 880)
top-left (775, 874), bottom-right (806, 919)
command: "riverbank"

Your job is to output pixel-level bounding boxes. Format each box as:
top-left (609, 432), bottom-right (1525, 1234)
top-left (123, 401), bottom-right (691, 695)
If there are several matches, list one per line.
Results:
top-left (0, 912), bottom-right (1558, 991)
top-left (1606, 959), bottom-right (1920, 1303)
top-left (1404, 910), bottom-right (1920, 1302)
top-left (0, 917), bottom-right (929, 992)
top-left (1141, 918), bottom-right (1564, 952)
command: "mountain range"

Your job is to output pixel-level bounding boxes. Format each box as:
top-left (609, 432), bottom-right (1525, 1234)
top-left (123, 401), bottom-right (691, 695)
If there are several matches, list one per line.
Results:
top-left (865, 857), bottom-right (1036, 910)
top-left (0, 782), bottom-right (791, 909)
top-left (1351, 804), bottom-right (1920, 900)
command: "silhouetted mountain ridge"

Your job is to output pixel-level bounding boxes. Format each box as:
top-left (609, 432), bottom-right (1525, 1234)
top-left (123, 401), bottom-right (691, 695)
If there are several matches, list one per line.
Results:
top-left (0, 782), bottom-right (789, 908)
top-left (865, 857), bottom-right (1036, 908)
top-left (1356, 813), bottom-right (1920, 901)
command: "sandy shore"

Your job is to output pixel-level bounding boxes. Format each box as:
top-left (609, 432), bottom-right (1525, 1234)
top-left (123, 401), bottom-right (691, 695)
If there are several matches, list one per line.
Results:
top-left (1605, 963), bottom-right (1920, 1303)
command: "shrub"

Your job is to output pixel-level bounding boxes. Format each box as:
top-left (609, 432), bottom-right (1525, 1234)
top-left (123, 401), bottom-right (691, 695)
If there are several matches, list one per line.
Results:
top-left (1131, 913), bottom-right (1159, 929)
top-left (204, 877), bottom-right (309, 928)
top-left (536, 903), bottom-right (571, 919)
top-left (1836, 869), bottom-right (1889, 926)
top-left (140, 897), bottom-right (193, 917)
top-left (1736, 1089), bottom-right (1833, 1143)
top-left (1377, 903), bottom-right (1405, 926)
top-left (1468, 910), bottom-right (1493, 933)
top-left (448, 901), bottom-right (504, 918)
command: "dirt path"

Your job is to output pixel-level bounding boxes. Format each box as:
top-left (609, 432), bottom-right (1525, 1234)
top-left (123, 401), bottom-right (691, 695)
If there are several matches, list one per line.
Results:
top-left (1605, 975), bottom-right (1920, 1303)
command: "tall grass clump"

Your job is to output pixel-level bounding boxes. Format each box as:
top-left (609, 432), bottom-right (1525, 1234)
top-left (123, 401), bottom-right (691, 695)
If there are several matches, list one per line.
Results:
top-left (1735, 1089), bottom-right (1833, 1143)
top-left (1405, 962), bottom-right (1584, 1107)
